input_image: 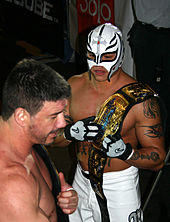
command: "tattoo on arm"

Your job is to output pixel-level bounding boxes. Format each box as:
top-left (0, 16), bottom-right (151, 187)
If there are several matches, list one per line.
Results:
top-left (143, 98), bottom-right (160, 119)
top-left (131, 151), bottom-right (160, 162)
top-left (141, 123), bottom-right (163, 138)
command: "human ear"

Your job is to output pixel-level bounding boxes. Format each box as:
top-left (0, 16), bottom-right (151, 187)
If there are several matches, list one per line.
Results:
top-left (14, 108), bottom-right (29, 127)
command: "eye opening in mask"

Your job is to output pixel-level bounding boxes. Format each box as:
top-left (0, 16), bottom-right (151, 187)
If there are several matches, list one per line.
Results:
top-left (87, 50), bottom-right (96, 61)
top-left (87, 51), bottom-right (117, 64)
top-left (101, 52), bottom-right (117, 62)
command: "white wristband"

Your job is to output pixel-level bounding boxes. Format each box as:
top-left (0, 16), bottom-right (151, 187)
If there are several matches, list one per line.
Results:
top-left (127, 149), bottom-right (134, 160)
top-left (66, 188), bottom-right (74, 191)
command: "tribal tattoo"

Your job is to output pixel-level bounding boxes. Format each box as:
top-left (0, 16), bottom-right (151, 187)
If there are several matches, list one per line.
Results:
top-left (143, 98), bottom-right (160, 119)
top-left (131, 151), bottom-right (160, 162)
top-left (141, 123), bottom-right (163, 138)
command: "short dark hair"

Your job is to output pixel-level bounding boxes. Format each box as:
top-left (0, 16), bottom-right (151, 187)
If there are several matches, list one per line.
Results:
top-left (1, 58), bottom-right (71, 120)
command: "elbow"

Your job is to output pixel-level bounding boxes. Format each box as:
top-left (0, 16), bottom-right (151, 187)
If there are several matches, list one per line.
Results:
top-left (153, 149), bottom-right (167, 171)
top-left (152, 161), bottom-right (165, 171)
top-left (152, 154), bottom-right (166, 171)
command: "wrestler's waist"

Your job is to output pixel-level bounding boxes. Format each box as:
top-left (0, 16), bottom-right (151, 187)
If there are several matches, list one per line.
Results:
top-left (78, 162), bottom-right (138, 180)
top-left (78, 159), bottom-right (130, 173)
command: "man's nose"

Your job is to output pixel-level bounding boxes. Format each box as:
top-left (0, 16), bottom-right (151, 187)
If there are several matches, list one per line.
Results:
top-left (55, 112), bottom-right (67, 129)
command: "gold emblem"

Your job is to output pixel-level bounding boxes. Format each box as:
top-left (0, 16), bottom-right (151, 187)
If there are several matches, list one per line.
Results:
top-left (93, 93), bottom-right (129, 150)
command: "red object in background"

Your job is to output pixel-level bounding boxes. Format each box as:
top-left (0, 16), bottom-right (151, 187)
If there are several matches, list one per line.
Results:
top-left (77, 0), bottom-right (114, 33)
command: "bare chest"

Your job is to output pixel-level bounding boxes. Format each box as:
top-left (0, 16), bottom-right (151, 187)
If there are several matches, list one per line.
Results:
top-left (31, 152), bottom-right (57, 221)
top-left (70, 87), bottom-right (114, 121)
top-left (70, 82), bottom-right (137, 134)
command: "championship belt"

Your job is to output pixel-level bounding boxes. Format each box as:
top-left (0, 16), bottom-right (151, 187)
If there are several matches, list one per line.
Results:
top-left (88, 82), bottom-right (156, 222)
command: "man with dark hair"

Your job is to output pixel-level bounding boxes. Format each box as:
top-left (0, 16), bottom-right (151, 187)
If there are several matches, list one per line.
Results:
top-left (0, 58), bottom-right (78, 222)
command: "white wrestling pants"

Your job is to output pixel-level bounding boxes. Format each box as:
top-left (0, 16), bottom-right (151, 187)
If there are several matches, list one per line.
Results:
top-left (69, 163), bottom-right (143, 222)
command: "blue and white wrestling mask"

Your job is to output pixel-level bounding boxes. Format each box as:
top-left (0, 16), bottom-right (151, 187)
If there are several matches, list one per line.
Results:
top-left (87, 23), bottom-right (124, 81)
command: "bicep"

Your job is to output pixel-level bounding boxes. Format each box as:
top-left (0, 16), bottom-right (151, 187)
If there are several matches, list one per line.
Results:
top-left (0, 175), bottom-right (49, 222)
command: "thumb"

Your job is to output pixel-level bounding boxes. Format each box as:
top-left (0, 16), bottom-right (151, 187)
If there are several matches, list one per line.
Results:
top-left (58, 172), bottom-right (70, 192)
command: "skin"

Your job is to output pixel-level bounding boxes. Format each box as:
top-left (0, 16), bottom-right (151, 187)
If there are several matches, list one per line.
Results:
top-left (55, 52), bottom-right (166, 173)
top-left (0, 100), bottom-right (78, 222)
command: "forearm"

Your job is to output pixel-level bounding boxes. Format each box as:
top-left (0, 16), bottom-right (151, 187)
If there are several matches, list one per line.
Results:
top-left (102, 135), bottom-right (166, 171)
top-left (125, 146), bottom-right (166, 171)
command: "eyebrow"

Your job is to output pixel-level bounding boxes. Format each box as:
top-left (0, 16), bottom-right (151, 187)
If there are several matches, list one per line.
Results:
top-left (49, 105), bottom-right (67, 117)
top-left (49, 110), bottom-right (63, 116)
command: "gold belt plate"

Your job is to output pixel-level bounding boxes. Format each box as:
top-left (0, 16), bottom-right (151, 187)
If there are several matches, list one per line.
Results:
top-left (93, 93), bottom-right (129, 150)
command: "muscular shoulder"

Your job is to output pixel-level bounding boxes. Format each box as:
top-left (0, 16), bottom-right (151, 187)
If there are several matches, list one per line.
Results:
top-left (134, 96), bottom-right (161, 120)
top-left (122, 96), bottom-right (164, 144)
top-left (123, 96), bottom-right (161, 129)
top-left (0, 164), bottom-right (38, 221)
top-left (131, 96), bottom-right (164, 135)
top-left (0, 162), bottom-right (38, 199)
top-left (68, 72), bottom-right (89, 90)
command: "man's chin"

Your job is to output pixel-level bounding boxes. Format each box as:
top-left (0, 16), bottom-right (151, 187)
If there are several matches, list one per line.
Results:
top-left (92, 73), bottom-right (108, 82)
top-left (95, 77), bottom-right (108, 82)
top-left (44, 137), bottom-right (56, 146)
top-left (40, 135), bottom-right (56, 146)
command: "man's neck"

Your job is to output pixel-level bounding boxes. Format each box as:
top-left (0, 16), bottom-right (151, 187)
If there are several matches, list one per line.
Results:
top-left (0, 118), bottom-right (33, 161)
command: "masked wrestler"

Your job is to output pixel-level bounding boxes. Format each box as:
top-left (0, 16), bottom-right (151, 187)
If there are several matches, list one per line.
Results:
top-left (54, 23), bottom-right (166, 222)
